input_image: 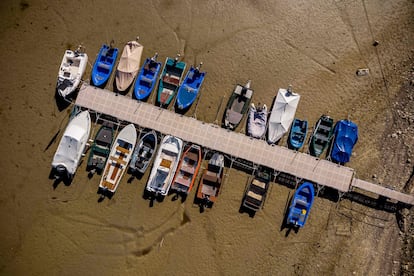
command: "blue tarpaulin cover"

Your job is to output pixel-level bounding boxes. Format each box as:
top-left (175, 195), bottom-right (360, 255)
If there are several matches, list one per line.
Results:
top-left (331, 120), bottom-right (358, 164)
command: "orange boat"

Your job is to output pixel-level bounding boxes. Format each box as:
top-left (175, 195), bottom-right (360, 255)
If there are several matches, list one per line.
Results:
top-left (196, 153), bottom-right (225, 208)
top-left (170, 144), bottom-right (202, 196)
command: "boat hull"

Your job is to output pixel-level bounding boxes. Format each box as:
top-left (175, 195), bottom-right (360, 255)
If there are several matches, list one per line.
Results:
top-left (57, 50), bottom-right (88, 98)
top-left (51, 110), bottom-right (91, 179)
top-left (170, 144), bottom-right (202, 195)
top-left (267, 88), bottom-right (300, 144)
top-left (146, 135), bottom-right (183, 196)
top-left (176, 67), bottom-right (206, 110)
top-left (247, 103), bottom-right (267, 138)
top-left (309, 115), bottom-right (334, 157)
top-left (91, 44), bottom-right (118, 87)
top-left (330, 120), bottom-right (358, 164)
top-left (196, 153), bottom-right (224, 208)
top-left (115, 41), bottom-right (143, 92)
top-left (223, 82), bottom-right (253, 130)
top-left (129, 130), bottom-right (158, 174)
top-left (99, 124), bottom-right (137, 194)
top-left (287, 182), bottom-right (315, 228)
top-left (86, 124), bottom-right (114, 174)
top-left (133, 58), bottom-right (162, 100)
top-left (288, 118), bottom-right (308, 150)
top-left (157, 57), bottom-right (186, 106)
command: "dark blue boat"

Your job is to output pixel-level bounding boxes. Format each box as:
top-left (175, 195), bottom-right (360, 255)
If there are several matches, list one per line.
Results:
top-left (176, 64), bottom-right (206, 110)
top-left (91, 43), bottom-right (118, 87)
top-left (133, 54), bottom-right (162, 101)
top-left (288, 118), bottom-right (308, 150)
top-left (330, 119), bottom-right (358, 164)
top-left (287, 182), bottom-right (314, 228)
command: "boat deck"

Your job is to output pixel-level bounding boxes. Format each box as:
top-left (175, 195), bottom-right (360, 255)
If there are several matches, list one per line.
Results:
top-left (76, 83), bottom-right (414, 205)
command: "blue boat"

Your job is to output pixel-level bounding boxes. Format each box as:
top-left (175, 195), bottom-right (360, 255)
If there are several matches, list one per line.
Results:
top-left (176, 64), bottom-right (206, 110)
top-left (91, 43), bottom-right (118, 87)
top-left (287, 182), bottom-right (314, 228)
top-left (330, 119), bottom-right (358, 164)
top-left (133, 53), bottom-right (162, 100)
top-left (288, 118), bottom-right (308, 150)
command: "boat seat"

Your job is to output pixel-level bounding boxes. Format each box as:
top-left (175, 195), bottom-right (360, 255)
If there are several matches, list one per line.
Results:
top-left (160, 158), bottom-right (172, 168)
top-left (98, 62), bottom-right (111, 70)
top-left (294, 198), bottom-right (309, 208)
top-left (110, 155), bottom-right (127, 166)
top-left (185, 85), bottom-right (196, 93)
top-left (163, 75), bottom-right (180, 86)
top-left (174, 176), bottom-right (191, 187)
top-left (319, 125), bottom-right (331, 132)
top-left (116, 146), bottom-right (130, 154)
top-left (180, 164), bottom-right (195, 174)
top-left (252, 179), bottom-right (266, 189)
top-left (247, 191), bottom-right (263, 201)
top-left (203, 171), bottom-right (219, 183)
top-left (141, 75), bottom-right (153, 84)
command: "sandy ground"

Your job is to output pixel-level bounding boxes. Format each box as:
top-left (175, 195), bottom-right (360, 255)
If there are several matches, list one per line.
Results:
top-left (0, 0), bottom-right (413, 275)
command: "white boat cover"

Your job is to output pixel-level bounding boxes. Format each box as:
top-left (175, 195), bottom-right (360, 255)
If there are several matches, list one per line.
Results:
top-left (247, 104), bottom-right (267, 139)
top-left (116, 40), bottom-right (143, 91)
top-left (52, 111), bottom-right (91, 176)
top-left (267, 88), bottom-right (300, 144)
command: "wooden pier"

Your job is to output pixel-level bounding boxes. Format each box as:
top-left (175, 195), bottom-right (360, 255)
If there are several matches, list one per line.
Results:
top-left (75, 83), bottom-right (414, 205)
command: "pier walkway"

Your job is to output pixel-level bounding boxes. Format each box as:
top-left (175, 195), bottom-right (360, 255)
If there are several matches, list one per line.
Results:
top-left (75, 84), bottom-right (414, 205)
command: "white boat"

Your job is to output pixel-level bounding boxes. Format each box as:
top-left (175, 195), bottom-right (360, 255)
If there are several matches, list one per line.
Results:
top-left (51, 110), bottom-right (91, 180)
top-left (146, 135), bottom-right (183, 196)
top-left (99, 124), bottom-right (137, 194)
top-left (115, 38), bottom-right (144, 92)
top-left (56, 46), bottom-right (88, 98)
top-left (267, 86), bottom-right (300, 144)
top-left (247, 103), bottom-right (267, 139)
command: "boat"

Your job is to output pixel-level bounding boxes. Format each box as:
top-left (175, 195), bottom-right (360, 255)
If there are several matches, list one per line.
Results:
top-left (309, 115), bottom-right (334, 157)
top-left (223, 80), bottom-right (253, 130)
top-left (133, 53), bottom-right (162, 100)
top-left (99, 124), bottom-right (137, 195)
top-left (330, 119), bottom-right (358, 164)
top-left (170, 144), bottom-right (202, 196)
top-left (241, 169), bottom-right (271, 215)
top-left (56, 46), bottom-right (88, 98)
top-left (286, 182), bottom-right (315, 228)
top-left (267, 86), bottom-right (300, 144)
top-left (91, 42), bottom-right (119, 87)
top-left (51, 110), bottom-right (91, 180)
top-left (247, 103), bottom-right (267, 139)
top-left (129, 130), bottom-right (158, 174)
top-left (86, 122), bottom-right (114, 175)
top-left (146, 135), bottom-right (183, 197)
top-left (157, 55), bottom-right (186, 106)
top-left (196, 152), bottom-right (225, 208)
top-left (288, 118), bottom-right (308, 151)
top-left (175, 64), bottom-right (206, 110)
top-left (115, 38), bottom-right (144, 92)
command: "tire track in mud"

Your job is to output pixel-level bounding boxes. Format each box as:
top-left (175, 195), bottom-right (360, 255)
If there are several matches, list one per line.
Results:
top-left (283, 39), bottom-right (336, 75)
top-left (55, 203), bottom-right (192, 257)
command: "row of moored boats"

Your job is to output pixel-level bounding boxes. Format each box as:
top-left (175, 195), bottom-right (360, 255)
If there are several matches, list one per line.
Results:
top-left (52, 37), bottom-right (359, 228)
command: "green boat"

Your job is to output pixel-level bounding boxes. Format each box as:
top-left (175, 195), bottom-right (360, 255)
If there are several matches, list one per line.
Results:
top-left (86, 123), bottom-right (114, 175)
top-left (223, 80), bottom-right (253, 130)
top-left (157, 55), bottom-right (186, 107)
top-left (309, 115), bottom-right (334, 158)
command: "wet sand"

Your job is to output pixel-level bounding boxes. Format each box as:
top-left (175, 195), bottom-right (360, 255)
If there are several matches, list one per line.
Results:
top-left (0, 0), bottom-right (413, 275)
